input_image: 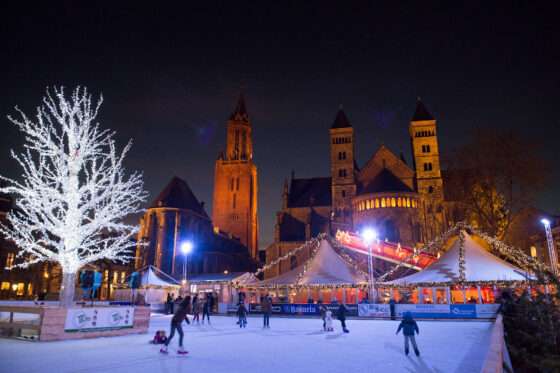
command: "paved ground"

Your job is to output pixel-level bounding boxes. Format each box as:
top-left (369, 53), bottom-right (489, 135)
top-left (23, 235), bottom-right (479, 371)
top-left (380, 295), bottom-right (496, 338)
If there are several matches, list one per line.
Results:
top-left (0, 314), bottom-right (493, 373)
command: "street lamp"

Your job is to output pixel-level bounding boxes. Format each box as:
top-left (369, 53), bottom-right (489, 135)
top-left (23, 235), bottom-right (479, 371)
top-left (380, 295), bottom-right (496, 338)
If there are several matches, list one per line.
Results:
top-left (361, 228), bottom-right (377, 303)
top-left (541, 219), bottom-right (558, 275)
top-left (180, 241), bottom-right (193, 285)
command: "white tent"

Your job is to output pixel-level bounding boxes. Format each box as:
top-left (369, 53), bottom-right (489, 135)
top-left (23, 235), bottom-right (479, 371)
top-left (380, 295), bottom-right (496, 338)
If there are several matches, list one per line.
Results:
top-left (140, 265), bottom-right (180, 288)
top-left (389, 232), bottom-right (528, 285)
top-left (260, 239), bottom-right (368, 286)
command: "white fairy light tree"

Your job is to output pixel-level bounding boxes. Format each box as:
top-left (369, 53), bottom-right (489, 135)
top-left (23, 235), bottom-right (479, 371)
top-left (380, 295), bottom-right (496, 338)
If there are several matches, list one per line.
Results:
top-left (0, 87), bottom-right (147, 307)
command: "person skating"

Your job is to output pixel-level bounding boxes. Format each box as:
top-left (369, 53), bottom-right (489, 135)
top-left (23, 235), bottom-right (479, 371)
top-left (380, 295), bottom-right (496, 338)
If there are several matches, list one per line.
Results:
top-left (192, 295), bottom-right (200, 324)
top-left (237, 302), bottom-right (248, 328)
top-left (396, 311), bottom-right (420, 356)
top-left (319, 304), bottom-right (328, 331)
top-left (389, 298), bottom-right (396, 320)
top-left (160, 297), bottom-right (190, 355)
top-left (337, 303), bottom-right (349, 333)
top-left (261, 295), bottom-right (272, 328)
top-left (202, 296), bottom-right (211, 324)
top-left (324, 309), bottom-right (334, 331)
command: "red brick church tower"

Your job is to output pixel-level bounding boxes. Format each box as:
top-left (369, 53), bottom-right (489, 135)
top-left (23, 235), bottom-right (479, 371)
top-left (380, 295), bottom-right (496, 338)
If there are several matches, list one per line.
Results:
top-left (212, 94), bottom-right (259, 259)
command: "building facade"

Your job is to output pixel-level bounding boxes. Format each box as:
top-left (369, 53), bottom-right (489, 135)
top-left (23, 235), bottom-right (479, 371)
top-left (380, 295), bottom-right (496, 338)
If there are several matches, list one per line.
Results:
top-left (265, 100), bottom-right (450, 279)
top-left (135, 176), bottom-right (257, 279)
top-left (212, 95), bottom-right (259, 260)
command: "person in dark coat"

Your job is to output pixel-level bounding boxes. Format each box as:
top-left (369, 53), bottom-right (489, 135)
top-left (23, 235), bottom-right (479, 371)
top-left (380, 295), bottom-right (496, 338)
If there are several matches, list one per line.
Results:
top-left (166, 293), bottom-right (174, 314)
top-left (237, 302), bottom-right (248, 328)
top-left (319, 304), bottom-right (328, 331)
top-left (192, 295), bottom-right (200, 324)
top-left (160, 297), bottom-right (190, 354)
top-left (202, 296), bottom-right (211, 324)
top-left (389, 298), bottom-right (396, 320)
top-left (396, 311), bottom-right (420, 356)
top-left (337, 303), bottom-right (349, 333)
top-left (261, 295), bottom-right (272, 328)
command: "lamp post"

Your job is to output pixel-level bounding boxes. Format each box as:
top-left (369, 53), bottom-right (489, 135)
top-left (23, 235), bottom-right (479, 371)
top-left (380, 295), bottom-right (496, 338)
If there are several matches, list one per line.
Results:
top-left (541, 219), bottom-right (558, 276)
top-left (180, 241), bottom-right (193, 287)
top-left (362, 228), bottom-right (377, 303)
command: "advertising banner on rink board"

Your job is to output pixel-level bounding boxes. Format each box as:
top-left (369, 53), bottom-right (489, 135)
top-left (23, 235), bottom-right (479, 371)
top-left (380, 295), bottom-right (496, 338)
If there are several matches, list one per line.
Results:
top-left (247, 303), bottom-right (358, 316)
top-left (358, 303), bottom-right (390, 317)
top-left (64, 307), bottom-right (134, 332)
top-left (396, 304), bottom-right (451, 318)
top-left (475, 304), bottom-right (500, 318)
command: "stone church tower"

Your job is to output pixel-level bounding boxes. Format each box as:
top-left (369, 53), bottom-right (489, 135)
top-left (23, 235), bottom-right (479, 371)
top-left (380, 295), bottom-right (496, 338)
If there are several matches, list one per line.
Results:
top-left (212, 94), bottom-right (259, 259)
top-left (330, 107), bottom-right (357, 233)
top-left (409, 99), bottom-right (446, 240)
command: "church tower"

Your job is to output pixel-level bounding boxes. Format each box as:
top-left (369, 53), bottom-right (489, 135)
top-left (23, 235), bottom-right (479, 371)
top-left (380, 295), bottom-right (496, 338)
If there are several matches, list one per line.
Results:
top-left (212, 94), bottom-right (259, 259)
top-left (409, 99), bottom-right (445, 240)
top-left (329, 107), bottom-right (356, 233)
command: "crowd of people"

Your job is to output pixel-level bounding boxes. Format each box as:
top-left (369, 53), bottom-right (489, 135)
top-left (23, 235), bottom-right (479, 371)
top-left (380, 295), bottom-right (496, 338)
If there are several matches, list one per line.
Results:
top-left (159, 292), bottom-right (421, 357)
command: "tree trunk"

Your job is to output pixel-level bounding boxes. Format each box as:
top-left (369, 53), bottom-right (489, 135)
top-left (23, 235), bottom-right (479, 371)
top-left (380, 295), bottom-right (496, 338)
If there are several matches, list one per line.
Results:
top-left (59, 272), bottom-right (77, 308)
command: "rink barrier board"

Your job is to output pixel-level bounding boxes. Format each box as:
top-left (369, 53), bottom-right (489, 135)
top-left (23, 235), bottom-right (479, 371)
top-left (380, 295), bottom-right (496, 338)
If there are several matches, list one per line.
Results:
top-left (228, 303), bottom-right (499, 319)
top-left (358, 303), bottom-right (500, 318)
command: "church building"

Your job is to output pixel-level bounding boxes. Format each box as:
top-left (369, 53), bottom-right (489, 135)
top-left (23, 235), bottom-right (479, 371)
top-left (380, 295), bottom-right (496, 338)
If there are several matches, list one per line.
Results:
top-left (265, 100), bottom-right (450, 278)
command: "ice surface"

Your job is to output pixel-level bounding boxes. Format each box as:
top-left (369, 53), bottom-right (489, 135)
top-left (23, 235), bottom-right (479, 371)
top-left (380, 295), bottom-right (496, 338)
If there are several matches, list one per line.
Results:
top-left (0, 314), bottom-right (493, 373)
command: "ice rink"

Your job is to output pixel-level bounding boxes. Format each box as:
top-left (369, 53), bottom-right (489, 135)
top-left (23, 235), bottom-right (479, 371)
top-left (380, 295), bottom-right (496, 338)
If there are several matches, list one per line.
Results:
top-left (0, 314), bottom-right (493, 373)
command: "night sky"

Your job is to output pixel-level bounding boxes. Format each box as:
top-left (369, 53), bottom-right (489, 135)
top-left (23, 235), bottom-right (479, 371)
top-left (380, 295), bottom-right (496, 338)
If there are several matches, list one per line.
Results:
top-left (1, 2), bottom-right (559, 248)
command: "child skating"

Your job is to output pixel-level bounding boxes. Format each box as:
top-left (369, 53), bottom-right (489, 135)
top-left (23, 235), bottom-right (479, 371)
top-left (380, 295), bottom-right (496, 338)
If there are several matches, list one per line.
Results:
top-left (396, 311), bottom-right (420, 356)
top-left (324, 309), bottom-right (334, 331)
top-left (237, 302), bottom-right (248, 328)
top-left (160, 297), bottom-right (190, 355)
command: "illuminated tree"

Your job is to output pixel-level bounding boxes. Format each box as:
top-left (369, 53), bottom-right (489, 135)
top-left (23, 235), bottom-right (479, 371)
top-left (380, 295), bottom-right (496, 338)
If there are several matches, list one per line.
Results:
top-left (0, 87), bottom-right (147, 306)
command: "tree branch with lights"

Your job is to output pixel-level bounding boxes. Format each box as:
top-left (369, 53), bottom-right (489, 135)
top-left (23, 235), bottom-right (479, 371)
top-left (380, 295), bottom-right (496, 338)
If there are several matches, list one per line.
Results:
top-left (0, 86), bottom-right (147, 306)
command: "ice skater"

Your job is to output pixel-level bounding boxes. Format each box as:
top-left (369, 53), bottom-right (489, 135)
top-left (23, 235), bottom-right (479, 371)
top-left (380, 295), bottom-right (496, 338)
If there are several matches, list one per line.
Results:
top-left (319, 304), bottom-right (328, 331)
top-left (337, 303), bottom-right (349, 333)
top-left (261, 294), bottom-right (272, 328)
top-left (324, 309), bottom-right (334, 331)
top-left (237, 302), bottom-right (248, 328)
top-left (396, 311), bottom-right (420, 356)
top-left (160, 297), bottom-right (190, 355)
top-left (202, 296), bottom-right (211, 324)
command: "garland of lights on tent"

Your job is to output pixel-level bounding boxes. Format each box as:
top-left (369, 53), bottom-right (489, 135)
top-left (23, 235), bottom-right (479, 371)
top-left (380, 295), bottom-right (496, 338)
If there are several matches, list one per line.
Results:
top-left (250, 221), bottom-right (559, 291)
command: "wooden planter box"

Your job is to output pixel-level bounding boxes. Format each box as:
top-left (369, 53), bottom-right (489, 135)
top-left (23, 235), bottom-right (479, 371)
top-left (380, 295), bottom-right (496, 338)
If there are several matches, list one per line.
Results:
top-left (0, 305), bottom-right (150, 341)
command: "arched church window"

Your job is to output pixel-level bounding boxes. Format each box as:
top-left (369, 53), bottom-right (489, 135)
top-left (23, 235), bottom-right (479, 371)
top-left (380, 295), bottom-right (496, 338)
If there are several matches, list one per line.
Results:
top-left (375, 199), bottom-right (380, 208)
top-left (236, 177), bottom-right (240, 191)
top-left (233, 194), bottom-right (236, 209)
top-left (391, 198), bottom-right (396, 207)
top-left (406, 198), bottom-right (411, 208)
top-left (397, 197), bottom-right (402, 207)
top-left (381, 198), bottom-right (386, 208)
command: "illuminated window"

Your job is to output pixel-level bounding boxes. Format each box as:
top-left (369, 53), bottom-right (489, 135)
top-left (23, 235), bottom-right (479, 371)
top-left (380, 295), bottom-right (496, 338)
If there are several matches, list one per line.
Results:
top-left (104, 270), bottom-right (109, 282)
top-left (530, 246), bottom-right (537, 258)
top-left (412, 200), bottom-right (416, 208)
top-left (375, 199), bottom-right (380, 208)
top-left (5, 252), bottom-right (15, 268)
top-left (406, 198), bottom-right (411, 208)
top-left (381, 198), bottom-right (386, 208)
top-left (16, 283), bottom-right (25, 296)
top-left (366, 200), bottom-right (371, 209)
top-left (120, 272), bottom-right (126, 283)
top-left (113, 272), bottom-right (118, 284)
top-left (391, 198), bottom-right (396, 207)
top-left (1, 282), bottom-right (10, 291)
top-left (27, 283), bottom-right (33, 296)
top-left (397, 197), bottom-right (402, 207)
top-left (386, 198), bottom-right (391, 207)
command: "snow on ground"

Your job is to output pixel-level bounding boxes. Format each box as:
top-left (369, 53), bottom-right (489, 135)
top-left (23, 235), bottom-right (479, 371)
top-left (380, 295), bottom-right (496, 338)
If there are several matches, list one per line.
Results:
top-left (0, 314), bottom-right (493, 373)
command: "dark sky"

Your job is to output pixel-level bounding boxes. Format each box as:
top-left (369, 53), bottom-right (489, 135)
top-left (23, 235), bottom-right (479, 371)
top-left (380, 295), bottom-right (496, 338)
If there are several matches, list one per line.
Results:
top-left (1, 2), bottom-right (559, 248)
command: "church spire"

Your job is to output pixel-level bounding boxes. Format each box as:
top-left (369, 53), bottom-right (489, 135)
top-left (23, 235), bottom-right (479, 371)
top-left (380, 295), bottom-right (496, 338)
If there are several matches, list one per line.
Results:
top-left (331, 106), bottom-right (352, 129)
top-left (411, 97), bottom-right (434, 121)
top-left (229, 93), bottom-right (249, 123)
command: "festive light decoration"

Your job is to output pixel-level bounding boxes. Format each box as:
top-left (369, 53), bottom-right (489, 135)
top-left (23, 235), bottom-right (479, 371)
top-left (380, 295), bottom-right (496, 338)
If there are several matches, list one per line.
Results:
top-left (0, 87), bottom-right (147, 306)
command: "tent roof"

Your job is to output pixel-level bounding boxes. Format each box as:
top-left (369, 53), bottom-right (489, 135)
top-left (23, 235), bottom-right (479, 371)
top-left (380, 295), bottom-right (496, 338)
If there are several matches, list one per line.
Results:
top-left (189, 272), bottom-right (257, 284)
top-left (389, 232), bottom-right (528, 285)
top-left (260, 239), bottom-right (368, 286)
top-left (140, 266), bottom-right (180, 288)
